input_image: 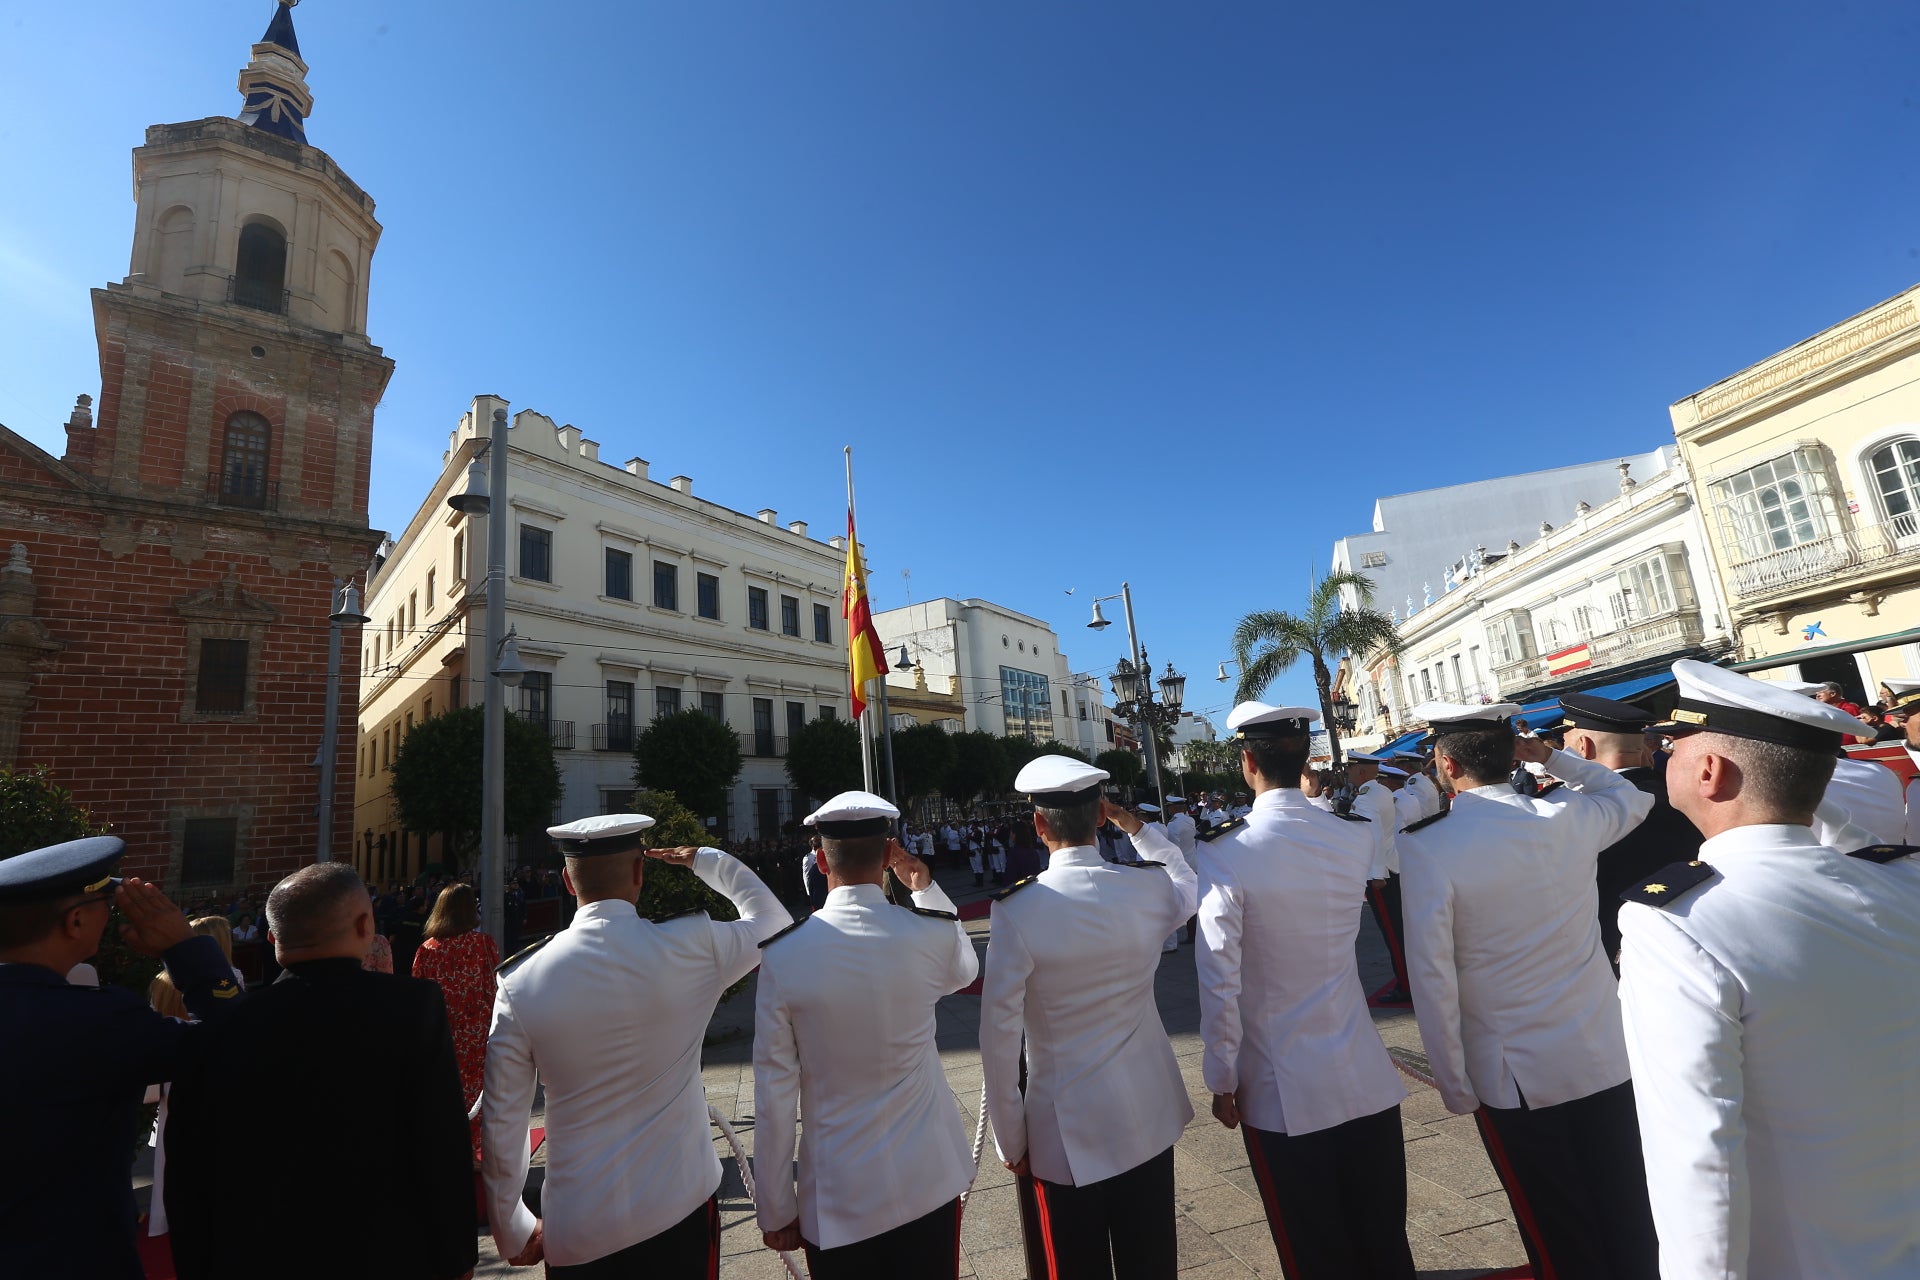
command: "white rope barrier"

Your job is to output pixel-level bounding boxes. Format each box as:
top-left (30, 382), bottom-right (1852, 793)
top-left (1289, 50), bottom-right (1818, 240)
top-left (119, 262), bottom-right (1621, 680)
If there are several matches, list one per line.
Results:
top-left (961, 1087), bottom-right (990, 1208)
top-left (709, 1104), bottom-right (807, 1280)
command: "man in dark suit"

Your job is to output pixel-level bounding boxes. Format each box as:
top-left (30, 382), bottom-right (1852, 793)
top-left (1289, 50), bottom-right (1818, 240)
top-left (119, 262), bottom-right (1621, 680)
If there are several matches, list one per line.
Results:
top-left (0, 838), bottom-right (238, 1280)
top-left (165, 862), bottom-right (476, 1280)
top-left (1557, 693), bottom-right (1704, 970)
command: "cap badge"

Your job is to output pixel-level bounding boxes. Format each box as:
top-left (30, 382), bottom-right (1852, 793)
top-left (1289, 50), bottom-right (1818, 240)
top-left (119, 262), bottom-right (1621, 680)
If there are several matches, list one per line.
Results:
top-left (1670, 709), bottom-right (1708, 725)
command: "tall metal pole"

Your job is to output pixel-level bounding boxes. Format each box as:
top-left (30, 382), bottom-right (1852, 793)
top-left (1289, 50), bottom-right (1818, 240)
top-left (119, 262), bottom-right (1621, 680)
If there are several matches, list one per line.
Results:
top-left (1119, 582), bottom-right (1166, 810)
top-left (481, 407), bottom-right (509, 951)
top-left (316, 577), bottom-right (344, 863)
top-left (875, 676), bottom-right (897, 802)
top-left (847, 448), bottom-right (875, 794)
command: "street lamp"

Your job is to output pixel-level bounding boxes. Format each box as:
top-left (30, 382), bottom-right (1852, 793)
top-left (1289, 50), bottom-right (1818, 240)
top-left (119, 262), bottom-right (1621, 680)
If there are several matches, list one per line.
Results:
top-left (446, 407), bottom-right (510, 951)
top-left (1087, 584), bottom-right (1181, 809)
top-left (1158, 662), bottom-right (1187, 712)
top-left (1330, 693), bottom-right (1356, 733)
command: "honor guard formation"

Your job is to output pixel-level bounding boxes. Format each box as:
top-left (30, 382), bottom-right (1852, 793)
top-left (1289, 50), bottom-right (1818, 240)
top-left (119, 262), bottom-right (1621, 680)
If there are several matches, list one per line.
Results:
top-left (4, 658), bottom-right (1920, 1279)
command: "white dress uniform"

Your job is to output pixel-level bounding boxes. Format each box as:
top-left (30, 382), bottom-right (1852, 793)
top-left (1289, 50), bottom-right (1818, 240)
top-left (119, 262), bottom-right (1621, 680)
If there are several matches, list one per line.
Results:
top-left (1618, 661), bottom-right (1920, 1280)
top-left (1351, 776), bottom-right (1398, 880)
top-left (1814, 755), bottom-right (1907, 848)
top-left (1162, 806), bottom-right (1198, 950)
top-left (1399, 704), bottom-right (1661, 1280)
top-left (753, 792), bottom-right (978, 1267)
top-left (1401, 769), bottom-right (1444, 820)
top-left (484, 818), bottom-right (792, 1269)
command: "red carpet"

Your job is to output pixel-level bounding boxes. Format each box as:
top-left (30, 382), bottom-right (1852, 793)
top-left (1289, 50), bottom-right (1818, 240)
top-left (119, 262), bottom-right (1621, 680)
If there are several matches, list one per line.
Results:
top-left (958, 897), bottom-right (992, 921)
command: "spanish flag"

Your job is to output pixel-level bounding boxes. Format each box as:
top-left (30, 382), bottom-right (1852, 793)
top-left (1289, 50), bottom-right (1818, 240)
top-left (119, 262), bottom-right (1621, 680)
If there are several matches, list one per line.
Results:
top-left (842, 509), bottom-right (889, 719)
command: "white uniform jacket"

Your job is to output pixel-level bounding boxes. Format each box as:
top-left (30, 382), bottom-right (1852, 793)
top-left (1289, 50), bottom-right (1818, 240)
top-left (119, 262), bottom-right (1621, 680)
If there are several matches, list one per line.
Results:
top-left (1393, 784), bottom-right (1424, 831)
top-left (1164, 811), bottom-right (1197, 857)
top-left (1195, 788), bottom-right (1405, 1135)
top-left (753, 881), bottom-right (978, 1249)
top-left (1398, 748), bottom-right (1653, 1114)
top-left (1353, 779), bottom-right (1398, 878)
top-left (483, 850), bottom-right (791, 1266)
top-left (1405, 773), bottom-right (1444, 820)
top-left (1908, 745), bottom-right (1920, 843)
top-left (1813, 756), bottom-right (1907, 849)
top-left (982, 827), bottom-right (1198, 1185)
top-left (1618, 825), bottom-right (1920, 1280)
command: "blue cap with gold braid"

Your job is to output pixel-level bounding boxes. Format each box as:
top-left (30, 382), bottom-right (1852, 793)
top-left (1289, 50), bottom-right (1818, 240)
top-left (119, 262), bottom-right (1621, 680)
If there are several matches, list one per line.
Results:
top-left (0, 836), bottom-right (125, 904)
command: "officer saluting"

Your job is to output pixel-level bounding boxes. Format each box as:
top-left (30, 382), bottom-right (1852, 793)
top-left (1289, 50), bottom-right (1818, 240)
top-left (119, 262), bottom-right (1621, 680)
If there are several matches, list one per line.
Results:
top-left (0, 838), bottom-right (237, 1279)
top-left (981, 755), bottom-right (1197, 1280)
top-left (1196, 704), bottom-right (1416, 1279)
top-left (753, 792), bottom-right (979, 1277)
top-left (1397, 701), bottom-right (1660, 1280)
top-left (482, 814), bottom-right (791, 1276)
top-left (1555, 692), bottom-right (1704, 971)
top-left (1619, 660), bottom-right (1920, 1280)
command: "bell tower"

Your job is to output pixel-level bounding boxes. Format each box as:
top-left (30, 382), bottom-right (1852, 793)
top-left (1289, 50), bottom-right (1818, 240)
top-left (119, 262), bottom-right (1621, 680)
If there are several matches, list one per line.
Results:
top-left (68, 0), bottom-right (391, 525)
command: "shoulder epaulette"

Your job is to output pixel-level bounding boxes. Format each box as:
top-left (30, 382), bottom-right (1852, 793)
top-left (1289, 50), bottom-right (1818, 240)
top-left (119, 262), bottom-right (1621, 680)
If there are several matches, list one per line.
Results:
top-left (1198, 818), bottom-right (1244, 843)
top-left (900, 902), bottom-right (959, 920)
top-left (1400, 811), bottom-right (1450, 834)
top-left (1620, 859), bottom-right (1717, 908)
top-left (653, 907), bottom-right (710, 924)
top-left (992, 876), bottom-right (1038, 901)
top-left (495, 932), bottom-right (557, 976)
top-left (1115, 859), bottom-right (1166, 869)
top-left (757, 918), bottom-right (807, 949)
top-left (1334, 810), bottom-right (1370, 823)
top-left (1847, 844), bottom-right (1920, 864)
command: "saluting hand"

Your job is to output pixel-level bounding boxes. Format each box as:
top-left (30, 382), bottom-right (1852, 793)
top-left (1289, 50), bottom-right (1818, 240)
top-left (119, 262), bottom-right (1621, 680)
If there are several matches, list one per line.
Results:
top-left (1212, 1092), bottom-right (1242, 1131)
top-left (764, 1221), bottom-right (802, 1252)
top-left (117, 877), bottom-right (194, 958)
top-left (1100, 799), bottom-right (1142, 835)
top-left (1512, 733), bottom-right (1554, 766)
top-left (884, 839), bottom-right (932, 892)
top-left (643, 846), bottom-right (701, 867)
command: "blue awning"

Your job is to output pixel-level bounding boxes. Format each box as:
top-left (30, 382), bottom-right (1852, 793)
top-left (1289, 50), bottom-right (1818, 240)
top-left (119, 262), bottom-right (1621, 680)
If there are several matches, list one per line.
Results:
top-left (1380, 728), bottom-right (1429, 755)
top-left (1518, 670), bottom-right (1677, 729)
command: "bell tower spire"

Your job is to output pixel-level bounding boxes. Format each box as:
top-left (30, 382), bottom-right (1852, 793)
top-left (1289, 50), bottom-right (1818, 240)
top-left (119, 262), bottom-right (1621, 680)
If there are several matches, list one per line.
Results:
top-left (237, 1), bottom-right (313, 143)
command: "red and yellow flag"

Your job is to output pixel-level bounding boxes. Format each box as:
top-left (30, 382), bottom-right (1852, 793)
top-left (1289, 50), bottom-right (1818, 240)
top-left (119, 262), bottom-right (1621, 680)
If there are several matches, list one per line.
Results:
top-left (843, 509), bottom-right (889, 719)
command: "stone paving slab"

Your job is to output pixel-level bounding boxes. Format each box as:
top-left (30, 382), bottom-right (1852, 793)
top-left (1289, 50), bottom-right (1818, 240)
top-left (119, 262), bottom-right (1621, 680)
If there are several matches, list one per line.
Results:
top-left (473, 866), bottom-right (1528, 1278)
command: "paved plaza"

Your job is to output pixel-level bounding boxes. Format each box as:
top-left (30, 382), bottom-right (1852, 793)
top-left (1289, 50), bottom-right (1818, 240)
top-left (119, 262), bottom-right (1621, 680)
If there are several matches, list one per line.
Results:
top-left (456, 863), bottom-right (1529, 1279)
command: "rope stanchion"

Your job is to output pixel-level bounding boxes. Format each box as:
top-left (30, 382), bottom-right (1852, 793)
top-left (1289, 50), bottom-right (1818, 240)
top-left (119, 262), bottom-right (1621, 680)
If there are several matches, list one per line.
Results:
top-left (709, 1104), bottom-right (806, 1280)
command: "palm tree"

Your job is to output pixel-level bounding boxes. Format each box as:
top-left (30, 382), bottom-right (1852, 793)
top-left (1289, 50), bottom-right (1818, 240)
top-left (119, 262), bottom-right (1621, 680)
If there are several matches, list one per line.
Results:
top-left (1230, 570), bottom-right (1402, 768)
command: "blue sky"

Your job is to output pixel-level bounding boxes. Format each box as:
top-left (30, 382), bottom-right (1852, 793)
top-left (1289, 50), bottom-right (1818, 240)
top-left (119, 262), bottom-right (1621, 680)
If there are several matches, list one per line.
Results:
top-left (5, 1), bottom-right (1920, 725)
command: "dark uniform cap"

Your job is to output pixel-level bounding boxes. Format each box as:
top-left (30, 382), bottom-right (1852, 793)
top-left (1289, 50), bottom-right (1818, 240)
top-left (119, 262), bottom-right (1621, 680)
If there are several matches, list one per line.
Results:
top-left (0, 836), bottom-right (125, 904)
top-left (1559, 693), bottom-right (1655, 734)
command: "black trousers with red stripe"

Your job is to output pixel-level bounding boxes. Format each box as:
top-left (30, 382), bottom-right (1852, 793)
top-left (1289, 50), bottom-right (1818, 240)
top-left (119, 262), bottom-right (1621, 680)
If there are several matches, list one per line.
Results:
top-left (801, 1197), bottom-right (963, 1280)
top-left (1014, 1146), bottom-right (1177, 1280)
top-left (547, 1195), bottom-right (719, 1279)
top-left (1241, 1105), bottom-right (1415, 1280)
top-left (1365, 874), bottom-right (1409, 995)
top-left (1473, 1080), bottom-right (1659, 1280)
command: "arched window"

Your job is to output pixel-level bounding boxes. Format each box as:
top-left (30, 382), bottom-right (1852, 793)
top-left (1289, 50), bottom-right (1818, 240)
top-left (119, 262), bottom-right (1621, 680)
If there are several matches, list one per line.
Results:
top-left (152, 205), bottom-right (194, 292)
top-left (219, 412), bottom-right (272, 508)
top-left (233, 222), bottom-right (287, 313)
top-left (1869, 439), bottom-right (1920, 535)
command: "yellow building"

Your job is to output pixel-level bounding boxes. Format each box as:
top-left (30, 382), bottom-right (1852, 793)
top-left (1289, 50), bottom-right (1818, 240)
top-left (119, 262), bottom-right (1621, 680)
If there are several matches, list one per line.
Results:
top-left (1670, 284), bottom-right (1920, 696)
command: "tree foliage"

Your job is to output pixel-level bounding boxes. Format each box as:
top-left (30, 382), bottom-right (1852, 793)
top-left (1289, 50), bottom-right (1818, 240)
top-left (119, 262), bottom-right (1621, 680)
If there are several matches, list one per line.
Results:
top-left (389, 707), bottom-right (562, 870)
top-left (632, 789), bottom-right (737, 924)
top-left (633, 710), bottom-right (742, 825)
top-left (1231, 570), bottom-right (1402, 768)
top-left (1035, 739), bottom-right (1089, 763)
top-left (1095, 748), bottom-right (1144, 791)
top-left (785, 716), bottom-right (863, 803)
top-left (890, 723), bottom-right (955, 802)
top-left (946, 731), bottom-right (1010, 808)
top-left (0, 764), bottom-right (104, 857)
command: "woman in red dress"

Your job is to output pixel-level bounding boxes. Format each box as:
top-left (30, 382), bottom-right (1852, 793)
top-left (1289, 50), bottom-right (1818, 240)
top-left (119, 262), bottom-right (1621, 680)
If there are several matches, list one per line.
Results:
top-left (411, 883), bottom-right (499, 1164)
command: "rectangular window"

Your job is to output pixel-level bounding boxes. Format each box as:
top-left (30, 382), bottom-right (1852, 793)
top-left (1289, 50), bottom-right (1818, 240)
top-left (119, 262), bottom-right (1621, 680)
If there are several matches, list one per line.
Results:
top-left (606, 681), bottom-right (634, 751)
top-left (1710, 446), bottom-right (1840, 564)
top-left (754, 788), bottom-right (782, 842)
top-left (781, 595), bottom-right (800, 637)
top-left (1420, 670), bottom-right (1434, 700)
top-left (519, 525), bottom-right (553, 583)
top-left (700, 690), bottom-right (726, 721)
top-left (452, 532), bottom-right (465, 580)
top-left (404, 710), bottom-right (414, 736)
top-left (819, 704), bottom-right (836, 721)
top-left (1450, 655), bottom-right (1465, 696)
top-left (408, 591), bottom-right (417, 633)
top-left (1618, 551), bottom-right (1681, 616)
top-left (786, 700), bottom-right (806, 740)
top-left (425, 569), bottom-right (436, 612)
top-left (697, 572), bottom-right (720, 619)
top-left (381, 727), bottom-right (391, 769)
top-left (422, 696), bottom-right (432, 720)
top-left (180, 818), bottom-right (238, 888)
top-left (753, 697), bottom-right (776, 756)
top-left (196, 639), bottom-right (249, 714)
top-left (605, 548), bottom-right (632, 600)
top-left (520, 671), bottom-right (552, 727)
top-left (654, 685), bottom-right (683, 719)
top-left (999, 666), bottom-right (1055, 741)
top-left (748, 587), bottom-right (769, 630)
top-left (653, 561), bottom-right (678, 610)
top-left (812, 603), bottom-right (831, 644)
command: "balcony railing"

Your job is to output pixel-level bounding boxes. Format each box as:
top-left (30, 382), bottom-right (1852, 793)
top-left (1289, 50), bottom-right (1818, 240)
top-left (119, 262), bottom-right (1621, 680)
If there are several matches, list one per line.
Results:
top-left (741, 731), bottom-right (788, 759)
top-left (204, 470), bottom-right (278, 511)
top-left (592, 722), bottom-right (635, 752)
top-left (514, 710), bottom-right (575, 750)
top-left (227, 273), bottom-right (289, 315)
top-left (1488, 609), bottom-right (1707, 691)
top-left (1725, 514), bottom-right (1920, 600)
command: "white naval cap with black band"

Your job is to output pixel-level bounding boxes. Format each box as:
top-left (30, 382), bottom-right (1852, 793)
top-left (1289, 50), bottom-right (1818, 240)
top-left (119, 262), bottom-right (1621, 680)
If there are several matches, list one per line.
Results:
top-left (1412, 701), bottom-right (1525, 736)
top-left (1013, 755), bottom-right (1111, 807)
top-left (803, 791), bottom-right (900, 839)
top-left (1660, 659), bottom-right (1871, 751)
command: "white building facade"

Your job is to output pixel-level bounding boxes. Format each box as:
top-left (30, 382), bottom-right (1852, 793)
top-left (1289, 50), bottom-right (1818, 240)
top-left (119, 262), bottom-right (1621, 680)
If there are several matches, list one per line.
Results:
top-left (353, 395), bottom-right (853, 879)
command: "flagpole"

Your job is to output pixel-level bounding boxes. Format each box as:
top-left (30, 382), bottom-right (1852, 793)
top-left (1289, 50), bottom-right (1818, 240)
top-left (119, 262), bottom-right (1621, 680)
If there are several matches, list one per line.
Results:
top-left (847, 448), bottom-right (876, 794)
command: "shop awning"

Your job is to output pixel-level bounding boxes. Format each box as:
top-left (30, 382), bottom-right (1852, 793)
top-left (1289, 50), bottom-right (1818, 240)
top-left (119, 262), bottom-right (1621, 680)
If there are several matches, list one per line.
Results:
top-left (1730, 626), bottom-right (1920, 673)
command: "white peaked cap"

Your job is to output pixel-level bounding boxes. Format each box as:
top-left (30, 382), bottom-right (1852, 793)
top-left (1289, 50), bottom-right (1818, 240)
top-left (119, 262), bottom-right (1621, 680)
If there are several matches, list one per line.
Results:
top-left (1014, 755), bottom-right (1110, 804)
top-left (1226, 702), bottom-right (1318, 737)
top-left (804, 790), bottom-right (900, 829)
top-left (1666, 659), bottom-right (1869, 748)
top-left (546, 813), bottom-right (655, 854)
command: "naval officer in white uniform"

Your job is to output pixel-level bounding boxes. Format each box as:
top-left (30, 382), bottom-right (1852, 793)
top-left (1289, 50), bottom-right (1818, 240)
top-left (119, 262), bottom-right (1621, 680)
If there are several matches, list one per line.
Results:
top-left (1397, 702), bottom-right (1659, 1280)
top-left (1619, 660), bottom-right (1920, 1280)
top-left (1196, 704), bottom-right (1415, 1280)
top-left (981, 755), bottom-right (1198, 1280)
top-left (753, 792), bottom-right (979, 1278)
top-left (482, 814), bottom-right (791, 1276)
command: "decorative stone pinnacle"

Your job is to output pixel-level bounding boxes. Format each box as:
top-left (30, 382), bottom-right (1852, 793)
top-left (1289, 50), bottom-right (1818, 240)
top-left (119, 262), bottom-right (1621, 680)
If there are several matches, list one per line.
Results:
top-left (237, 1), bottom-right (314, 143)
